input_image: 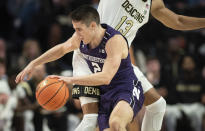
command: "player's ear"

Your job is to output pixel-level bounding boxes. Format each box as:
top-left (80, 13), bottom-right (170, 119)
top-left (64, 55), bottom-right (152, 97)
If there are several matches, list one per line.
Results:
top-left (90, 21), bottom-right (97, 29)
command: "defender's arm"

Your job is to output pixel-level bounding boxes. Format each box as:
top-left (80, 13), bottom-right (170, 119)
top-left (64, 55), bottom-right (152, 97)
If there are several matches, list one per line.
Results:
top-left (151, 0), bottom-right (205, 30)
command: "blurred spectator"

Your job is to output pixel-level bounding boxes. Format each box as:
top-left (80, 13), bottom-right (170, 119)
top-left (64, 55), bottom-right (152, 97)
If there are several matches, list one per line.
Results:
top-left (202, 66), bottom-right (205, 81)
top-left (176, 55), bottom-right (204, 103)
top-left (0, 59), bottom-right (7, 80)
top-left (0, 67), bottom-right (18, 131)
top-left (0, 1), bottom-right (13, 39)
top-left (18, 39), bottom-right (41, 70)
top-left (146, 57), bottom-right (170, 98)
top-left (0, 59), bottom-right (9, 103)
top-left (0, 58), bottom-right (10, 131)
top-left (0, 58), bottom-right (10, 114)
top-left (45, 22), bottom-right (73, 74)
top-left (7, 0), bottom-right (40, 37)
top-left (163, 36), bottom-right (185, 84)
top-left (47, 23), bottom-right (63, 48)
top-left (14, 65), bottom-right (46, 131)
top-left (45, 109), bottom-right (68, 131)
top-left (50, 0), bottom-right (72, 16)
top-left (0, 58), bottom-right (9, 112)
top-left (188, 0), bottom-right (205, 6)
top-left (135, 57), bottom-right (170, 131)
top-left (165, 55), bottom-right (205, 131)
top-left (6, 69), bottom-right (19, 131)
top-left (0, 39), bottom-right (6, 60)
top-left (202, 113), bottom-right (205, 131)
top-left (198, 42), bottom-right (205, 68)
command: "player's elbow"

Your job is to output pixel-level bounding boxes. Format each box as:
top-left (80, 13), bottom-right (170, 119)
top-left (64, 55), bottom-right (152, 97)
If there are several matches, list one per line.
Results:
top-left (169, 16), bottom-right (188, 30)
top-left (103, 78), bottom-right (112, 85)
top-left (101, 73), bottom-right (112, 85)
top-left (170, 23), bottom-right (186, 30)
top-left (62, 41), bottom-right (78, 55)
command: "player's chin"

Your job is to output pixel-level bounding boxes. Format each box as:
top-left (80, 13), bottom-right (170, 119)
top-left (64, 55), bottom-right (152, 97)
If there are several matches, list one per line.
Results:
top-left (82, 39), bottom-right (89, 44)
top-left (83, 41), bottom-right (88, 44)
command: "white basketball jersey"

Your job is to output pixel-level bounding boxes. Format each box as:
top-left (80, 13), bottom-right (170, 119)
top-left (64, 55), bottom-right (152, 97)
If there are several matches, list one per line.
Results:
top-left (98, 0), bottom-right (151, 46)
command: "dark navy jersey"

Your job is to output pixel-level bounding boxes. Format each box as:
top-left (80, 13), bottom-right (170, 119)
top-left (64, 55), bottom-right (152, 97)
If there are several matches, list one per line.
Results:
top-left (79, 24), bottom-right (138, 94)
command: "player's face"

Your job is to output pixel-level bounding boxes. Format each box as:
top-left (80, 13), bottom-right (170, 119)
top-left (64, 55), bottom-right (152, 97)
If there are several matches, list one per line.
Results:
top-left (72, 20), bottom-right (94, 44)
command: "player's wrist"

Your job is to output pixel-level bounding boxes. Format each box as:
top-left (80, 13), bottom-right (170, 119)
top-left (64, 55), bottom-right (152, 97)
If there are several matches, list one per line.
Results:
top-left (70, 77), bottom-right (76, 85)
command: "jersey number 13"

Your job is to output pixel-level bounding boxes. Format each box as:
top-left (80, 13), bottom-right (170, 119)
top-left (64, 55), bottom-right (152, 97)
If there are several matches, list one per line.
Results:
top-left (115, 16), bottom-right (134, 36)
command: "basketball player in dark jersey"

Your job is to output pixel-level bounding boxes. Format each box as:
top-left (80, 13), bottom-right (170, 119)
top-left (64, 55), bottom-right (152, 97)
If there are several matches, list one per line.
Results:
top-left (58, 6), bottom-right (144, 131)
top-left (17, 5), bottom-right (144, 130)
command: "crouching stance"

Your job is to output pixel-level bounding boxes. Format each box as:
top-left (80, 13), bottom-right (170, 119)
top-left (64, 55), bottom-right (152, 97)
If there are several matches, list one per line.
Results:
top-left (16, 5), bottom-right (144, 131)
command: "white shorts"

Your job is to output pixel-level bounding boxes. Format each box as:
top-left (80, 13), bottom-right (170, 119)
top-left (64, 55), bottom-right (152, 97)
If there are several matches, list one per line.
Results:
top-left (72, 49), bottom-right (153, 94)
top-left (73, 49), bottom-right (92, 76)
top-left (132, 65), bottom-right (153, 93)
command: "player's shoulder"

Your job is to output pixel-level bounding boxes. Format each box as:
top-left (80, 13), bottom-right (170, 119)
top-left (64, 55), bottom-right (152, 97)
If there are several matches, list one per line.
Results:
top-left (107, 34), bottom-right (127, 46)
top-left (102, 24), bottom-right (127, 46)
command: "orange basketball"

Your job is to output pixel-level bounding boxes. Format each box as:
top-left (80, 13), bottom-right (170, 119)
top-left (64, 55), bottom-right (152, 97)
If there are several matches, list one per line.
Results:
top-left (36, 77), bottom-right (69, 111)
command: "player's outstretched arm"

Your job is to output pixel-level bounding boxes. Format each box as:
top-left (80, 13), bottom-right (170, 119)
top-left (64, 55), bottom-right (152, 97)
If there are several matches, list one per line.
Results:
top-left (15, 33), bottom-right (80, 83)
top-left (151, 0), bottom-right (205, 30)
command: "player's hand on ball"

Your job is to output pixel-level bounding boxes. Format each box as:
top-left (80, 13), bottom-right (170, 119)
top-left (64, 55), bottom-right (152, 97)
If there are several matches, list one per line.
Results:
top-left (15, 63), bottom-right (35, 83)
top-left (48, 75), bottom-right (72, 84)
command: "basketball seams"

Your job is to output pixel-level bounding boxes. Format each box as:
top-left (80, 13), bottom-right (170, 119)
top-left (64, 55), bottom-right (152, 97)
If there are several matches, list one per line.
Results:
top-left (54, 85), bottom-right (68, 110)
top-left (42, 82), bottom-right (64, 106)
top-left (36, 81), bottom-right (61, 99)
top-left (36, 78), bottom-right (69, 111)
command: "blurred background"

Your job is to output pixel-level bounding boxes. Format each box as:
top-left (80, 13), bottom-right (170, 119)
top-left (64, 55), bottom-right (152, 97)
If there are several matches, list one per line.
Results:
top-left (0, 0), bottom-right (204, 131)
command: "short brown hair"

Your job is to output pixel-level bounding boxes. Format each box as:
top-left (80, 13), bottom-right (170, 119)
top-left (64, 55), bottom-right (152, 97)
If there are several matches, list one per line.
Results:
top-left (70, 5), bottom-right (100, 26)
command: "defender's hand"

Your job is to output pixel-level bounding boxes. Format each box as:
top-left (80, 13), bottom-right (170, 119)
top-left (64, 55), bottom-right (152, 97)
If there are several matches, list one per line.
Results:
top-left (15, 63), bottom-right (35, 83)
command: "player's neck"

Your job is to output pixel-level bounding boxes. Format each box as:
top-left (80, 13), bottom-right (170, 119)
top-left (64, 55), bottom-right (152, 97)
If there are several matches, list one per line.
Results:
top-left (89, 26), bottom-right (105, 49)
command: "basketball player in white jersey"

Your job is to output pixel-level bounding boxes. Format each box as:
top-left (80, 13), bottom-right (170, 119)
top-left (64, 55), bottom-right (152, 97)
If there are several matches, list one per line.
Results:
top-left (16, 0), bottom-right (205, 131)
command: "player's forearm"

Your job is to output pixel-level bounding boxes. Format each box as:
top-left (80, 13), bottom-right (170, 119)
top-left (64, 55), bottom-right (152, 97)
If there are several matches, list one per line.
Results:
top-left (176, 15), bottom-right (205, 30)
top-left (71, 72), bottom-right (111, 86)
top-left (151, 0), bottom-right (205, 31)
top-left (32, 44), bottom-right (65, 67)
top-left (152, 9), bottom-right (205, 30)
